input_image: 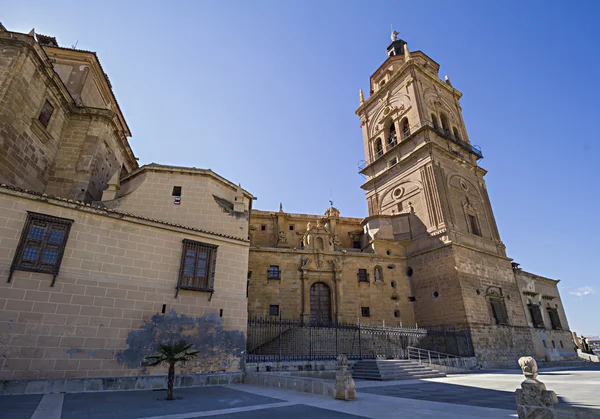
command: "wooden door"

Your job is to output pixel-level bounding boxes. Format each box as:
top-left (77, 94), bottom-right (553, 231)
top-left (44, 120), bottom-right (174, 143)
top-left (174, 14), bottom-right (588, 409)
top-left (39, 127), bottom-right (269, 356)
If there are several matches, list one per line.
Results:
top-left (310, 282), bottom-right (331, 325)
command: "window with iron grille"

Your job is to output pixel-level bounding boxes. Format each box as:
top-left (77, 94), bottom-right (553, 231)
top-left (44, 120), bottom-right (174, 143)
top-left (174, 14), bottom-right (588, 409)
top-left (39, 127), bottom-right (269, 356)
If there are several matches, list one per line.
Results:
top-left (528, 303), bottom-right (545, 328)
top-left (361, 307), bottom-right (371, 317)
top-left (357, 268), bottom-right (369, 283)
top-left (547, 308), bottom-right (562, 330)
top-left (38, 100), bottom-right (54, 128)
top-left (490, 298), bottom-right (509, 325)
top-left (268, 265), bottom-right (280, 280)
top-left (9, 212), bottom-right (73, 286)
top-left (269, 305), bottom-right (279, 316)
top-left (177, 239), bottom-right (218, 292)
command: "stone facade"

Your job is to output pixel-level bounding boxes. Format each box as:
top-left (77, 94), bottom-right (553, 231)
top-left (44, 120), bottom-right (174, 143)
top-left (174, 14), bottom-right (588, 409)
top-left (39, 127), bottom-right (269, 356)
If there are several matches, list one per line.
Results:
top-left (0, 26), bottom-right (253, 380)
top-left (0, 28), bottom-right (136, 203)
top-left (246, 35), bottom-right (577, 368)
top-left (0, 24), bottom-right (579, 378)
top-left (515, 267), bottom-right (577, 361)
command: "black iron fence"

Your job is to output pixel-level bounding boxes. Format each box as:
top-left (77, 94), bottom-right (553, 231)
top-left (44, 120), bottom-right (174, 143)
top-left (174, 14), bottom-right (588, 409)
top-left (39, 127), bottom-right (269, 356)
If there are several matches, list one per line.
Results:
top-left (418, 325), bottom-right (474, 357)
top-left (246, 315), bottom-right (427, 362)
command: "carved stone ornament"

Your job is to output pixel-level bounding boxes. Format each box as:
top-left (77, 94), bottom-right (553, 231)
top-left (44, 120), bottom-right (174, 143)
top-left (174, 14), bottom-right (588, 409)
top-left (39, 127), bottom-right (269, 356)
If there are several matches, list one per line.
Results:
top-left (518, 356), bottom-right (538, 380)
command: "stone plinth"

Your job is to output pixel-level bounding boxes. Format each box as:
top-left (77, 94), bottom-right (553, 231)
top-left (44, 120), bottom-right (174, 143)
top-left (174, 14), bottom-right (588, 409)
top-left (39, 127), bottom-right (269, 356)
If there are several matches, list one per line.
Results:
top-left (334, 354), bottom-right (356, 401)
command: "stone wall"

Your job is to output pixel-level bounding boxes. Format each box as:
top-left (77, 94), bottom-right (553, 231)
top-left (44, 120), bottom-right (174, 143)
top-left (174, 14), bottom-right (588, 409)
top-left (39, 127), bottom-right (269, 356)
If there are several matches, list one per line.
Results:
top-left (0, 29), bottom-right (137, 203)
top-left (248, 247), bottom-right (415, 326)
top-left (106, 166), bottom-right (252, 241)
top-left (0, 188), bottom-right (249, 379)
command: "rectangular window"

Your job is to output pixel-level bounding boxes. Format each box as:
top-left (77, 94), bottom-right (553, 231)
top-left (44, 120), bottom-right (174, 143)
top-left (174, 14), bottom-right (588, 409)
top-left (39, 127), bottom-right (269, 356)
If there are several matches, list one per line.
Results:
top-left (9, 212), bottom-right (73, 286)
top-left (268, 265), bottom-right (280, 280)
top-left (261, 225), bottom-right (266, 231)
top-left (490, 298), bottom-right (509, 325)
top-left (269, 305), bottom-right (279, 316)
top-left (177, 239), bottom-right (218, 292)
top-left (468, 214), bottom-right (481, 236)
top-left (357, 268), bottom-right (369, 283)
top-left (527, 304), bottom-right (545, 328)
top-left (353, 240), bottom-right (361, 249)
top-left (389, 157), bottom-right (398, 167)
top-left (361, 307), bottom-right (371, 317)
top-left (172, 186), bottom-right (182, 196)
top-left (543, 340), bottom-right (547, 348)
top-left (38, 100), bottom-right (54, 128)
top-left (289, 225), bottom-right (294, 231)
top-left (547, 308), bottom-right (562, 330)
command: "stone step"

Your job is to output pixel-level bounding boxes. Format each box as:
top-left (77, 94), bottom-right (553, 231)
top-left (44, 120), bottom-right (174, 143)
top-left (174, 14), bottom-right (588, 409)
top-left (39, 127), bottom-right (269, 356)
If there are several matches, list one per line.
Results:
top-left (351, 359), bottom-right (446, 381)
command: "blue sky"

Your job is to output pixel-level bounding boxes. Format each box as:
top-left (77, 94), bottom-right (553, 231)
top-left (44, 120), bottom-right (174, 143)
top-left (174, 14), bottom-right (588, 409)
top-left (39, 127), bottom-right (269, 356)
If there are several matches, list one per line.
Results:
top-left (4, 0), bottom-right (599, 335)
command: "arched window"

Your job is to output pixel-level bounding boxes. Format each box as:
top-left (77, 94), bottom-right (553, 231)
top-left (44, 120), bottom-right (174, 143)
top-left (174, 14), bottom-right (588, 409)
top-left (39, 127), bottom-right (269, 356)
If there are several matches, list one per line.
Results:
top-left (401, 118), bottom-right (410, 138)
top-left (452, 127), bottom-right (461, 141)
top-left (374, 138), bottom-right (383, 158)
top-left (486, 287), bottom-right (509, 325)
top-left (374, 266), bottom-right (383, 282)
top-left (440, 113), bottom-right (450, 135)
top-left (387, 122), bottom-right (397, 146)
top-left (431, 114), bottom-right (439, 131)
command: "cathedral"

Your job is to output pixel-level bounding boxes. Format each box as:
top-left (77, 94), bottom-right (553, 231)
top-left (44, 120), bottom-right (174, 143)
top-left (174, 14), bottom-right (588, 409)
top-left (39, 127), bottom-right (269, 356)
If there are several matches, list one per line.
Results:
top-left (0, 24), bottom-right (575, 383)
top-left (246, 31), bottom-right (576, 367)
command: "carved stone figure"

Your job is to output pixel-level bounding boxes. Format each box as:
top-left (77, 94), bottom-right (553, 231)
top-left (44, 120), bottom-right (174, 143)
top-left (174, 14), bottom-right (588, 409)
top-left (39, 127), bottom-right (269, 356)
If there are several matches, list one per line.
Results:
top-left (277, 230), bottom-right (287, 244)
top-left (515, 356), bottom-right (558, 418)
top-left (391, 30), bottom-right (399, 42)
top-left (518, 356), bottom-right (538, 380)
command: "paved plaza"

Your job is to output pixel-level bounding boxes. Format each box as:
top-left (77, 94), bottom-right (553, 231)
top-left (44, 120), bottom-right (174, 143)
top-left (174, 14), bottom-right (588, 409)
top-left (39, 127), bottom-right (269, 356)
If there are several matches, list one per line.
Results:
top-left (1, 367), bottom-right (599, 419)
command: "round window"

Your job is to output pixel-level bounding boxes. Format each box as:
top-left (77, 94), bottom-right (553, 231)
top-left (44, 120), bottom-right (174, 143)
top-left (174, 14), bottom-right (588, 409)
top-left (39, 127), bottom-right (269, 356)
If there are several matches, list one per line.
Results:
top-left (394, 310), bottom-right (400, 318)
top-left (406, 267), bottom-right (413, 277)
top-left (393, 188), bottom-right (404, 199)
top-left (391, 280), bottom-right (397, 289)
top-left (432, 291), bottom-right (439, 299)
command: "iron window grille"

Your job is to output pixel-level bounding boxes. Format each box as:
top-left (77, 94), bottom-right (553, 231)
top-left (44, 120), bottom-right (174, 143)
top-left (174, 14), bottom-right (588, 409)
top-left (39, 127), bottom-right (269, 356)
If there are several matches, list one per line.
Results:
top-left (38, 100), bottom-right (54, 128)
top-left (361, 307), bottom-right (371, 317)
top-left (528, 303), bottom-right (545, 328)
top-left (490, 298), bottom-right (509, 325)
top-left (547, 308), bottom-right (562, 330)
top-left (357, 268), bottom-right (369, 283)
top-left (8, 212), bottom-right (73, 286)
top-left (176, 239), bottom-right (218, 299)
top-left (268, 265), bottom-right (280, 280)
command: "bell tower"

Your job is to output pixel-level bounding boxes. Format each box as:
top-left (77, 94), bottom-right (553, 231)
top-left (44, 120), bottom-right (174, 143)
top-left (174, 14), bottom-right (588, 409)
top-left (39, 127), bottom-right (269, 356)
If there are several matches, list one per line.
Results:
top-left (356, 32), bottom-right (535, 367)
top-left (356, 31), bottom-right (504, 257)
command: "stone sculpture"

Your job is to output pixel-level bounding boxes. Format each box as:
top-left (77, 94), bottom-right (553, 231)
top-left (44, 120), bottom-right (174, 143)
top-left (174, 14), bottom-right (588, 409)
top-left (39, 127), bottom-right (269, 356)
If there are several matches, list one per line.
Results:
top-left (334, 354), bottom-right (356, 401)
top-left (515, 356), bottom-right (558, 418)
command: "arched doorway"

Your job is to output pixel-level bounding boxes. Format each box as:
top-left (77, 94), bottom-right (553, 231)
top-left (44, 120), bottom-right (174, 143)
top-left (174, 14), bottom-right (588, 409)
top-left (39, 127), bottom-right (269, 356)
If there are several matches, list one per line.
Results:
top-left (310, 282), bottom-right (331, 324)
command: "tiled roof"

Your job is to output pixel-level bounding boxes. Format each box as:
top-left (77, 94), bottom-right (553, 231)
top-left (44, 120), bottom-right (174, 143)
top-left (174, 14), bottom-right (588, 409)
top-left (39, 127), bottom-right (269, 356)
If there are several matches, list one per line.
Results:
top-left (0, 183), bottom-right (249, 243)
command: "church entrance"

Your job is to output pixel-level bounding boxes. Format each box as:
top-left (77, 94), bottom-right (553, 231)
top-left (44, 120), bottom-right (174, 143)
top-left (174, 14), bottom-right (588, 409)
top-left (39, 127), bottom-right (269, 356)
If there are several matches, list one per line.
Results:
top-left (309, 282), bottom-right (331, 325)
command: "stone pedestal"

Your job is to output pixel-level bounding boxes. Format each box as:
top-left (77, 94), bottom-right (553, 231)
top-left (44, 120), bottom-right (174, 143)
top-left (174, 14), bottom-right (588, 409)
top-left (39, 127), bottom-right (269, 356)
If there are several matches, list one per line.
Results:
top-left (334, 354), bottom-right (355, 401)
top-left (334, 368), bottom-right (356, 401)
top-left (516, 379), bottom-right (558, 418)
top-left (515, 356), bottom-right (558, 419)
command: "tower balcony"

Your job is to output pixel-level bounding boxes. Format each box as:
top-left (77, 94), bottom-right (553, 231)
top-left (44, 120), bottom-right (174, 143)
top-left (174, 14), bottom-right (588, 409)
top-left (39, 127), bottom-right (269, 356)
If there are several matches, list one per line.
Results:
top-left (359, 120), bottom-right (483, 176)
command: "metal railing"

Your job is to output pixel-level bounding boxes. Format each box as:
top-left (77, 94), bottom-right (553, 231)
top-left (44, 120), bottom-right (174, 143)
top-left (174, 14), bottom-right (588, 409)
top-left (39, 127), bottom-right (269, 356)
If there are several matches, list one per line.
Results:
top-left (247, 315), bottom-right (427, 362)
top-left (360, 119), bottom-right (484, 172)
top-left (407, 346), bottom-right (473, 370)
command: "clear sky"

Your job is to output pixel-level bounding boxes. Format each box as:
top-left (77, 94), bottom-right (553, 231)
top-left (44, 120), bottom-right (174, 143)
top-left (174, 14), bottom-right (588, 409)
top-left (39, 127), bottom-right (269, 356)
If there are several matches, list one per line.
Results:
top-left (3, 0), bottom-right (599, 335)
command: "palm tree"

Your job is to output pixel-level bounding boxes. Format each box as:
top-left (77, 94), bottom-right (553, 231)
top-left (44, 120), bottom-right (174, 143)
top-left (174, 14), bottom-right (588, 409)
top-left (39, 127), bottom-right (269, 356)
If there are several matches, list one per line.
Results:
top-left (145, 340), bottom-right (199, 400)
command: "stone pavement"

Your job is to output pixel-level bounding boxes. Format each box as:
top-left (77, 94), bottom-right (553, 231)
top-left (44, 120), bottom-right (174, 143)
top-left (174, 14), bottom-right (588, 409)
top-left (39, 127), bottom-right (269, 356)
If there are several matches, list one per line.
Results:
top-left (0, 367), bottom-right (598, 419)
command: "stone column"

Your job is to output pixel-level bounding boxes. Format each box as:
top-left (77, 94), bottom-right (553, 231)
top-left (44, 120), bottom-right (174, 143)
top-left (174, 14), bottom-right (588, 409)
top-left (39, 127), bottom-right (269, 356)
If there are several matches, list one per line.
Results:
top-left (515, 356), bottom-right (558, 418)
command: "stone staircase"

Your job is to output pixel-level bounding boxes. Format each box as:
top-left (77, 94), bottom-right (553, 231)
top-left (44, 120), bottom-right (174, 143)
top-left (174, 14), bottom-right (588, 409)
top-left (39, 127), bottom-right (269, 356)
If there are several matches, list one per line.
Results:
top-left (351, 359), bottom-right (446, 381)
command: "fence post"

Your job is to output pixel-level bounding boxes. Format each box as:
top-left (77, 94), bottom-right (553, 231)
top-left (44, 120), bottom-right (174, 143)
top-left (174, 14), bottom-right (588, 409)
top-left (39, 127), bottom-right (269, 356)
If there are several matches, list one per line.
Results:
top-left (358, 318), bottom-right (362, 360)
top-left (335, 315), bottom-right (339, 358)
top-left (309, 324), bottom-right (312, 360)
top-left (279, 311), bottom-right (282, 362)
top-left (428, 350), bottom-right (431, 365)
